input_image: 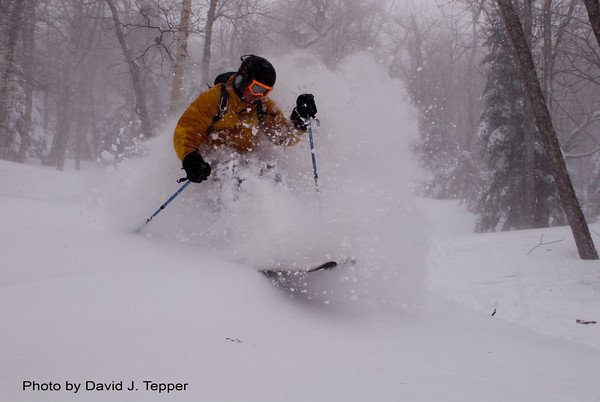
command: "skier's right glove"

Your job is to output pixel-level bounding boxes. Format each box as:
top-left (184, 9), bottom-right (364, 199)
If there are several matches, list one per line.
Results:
top-left (182, 151), bottom-right (212, 183)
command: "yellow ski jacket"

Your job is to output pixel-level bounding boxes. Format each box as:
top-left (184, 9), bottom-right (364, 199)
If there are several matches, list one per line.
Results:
top-left (173, 77), bottom-right (304, 160)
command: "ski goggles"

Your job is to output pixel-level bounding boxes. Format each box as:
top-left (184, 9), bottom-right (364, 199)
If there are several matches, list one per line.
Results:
top-left (248, 79), bottom-right (273, 97)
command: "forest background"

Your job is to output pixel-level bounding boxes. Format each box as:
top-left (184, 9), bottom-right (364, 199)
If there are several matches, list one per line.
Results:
top-left (1, 0), bottom-right (600, 233)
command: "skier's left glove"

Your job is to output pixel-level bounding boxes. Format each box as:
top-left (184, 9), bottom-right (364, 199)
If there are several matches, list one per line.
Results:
top-left (291, 94), bottom-right (317, 130)
top-left (182, 151), bottom-right (212, 183)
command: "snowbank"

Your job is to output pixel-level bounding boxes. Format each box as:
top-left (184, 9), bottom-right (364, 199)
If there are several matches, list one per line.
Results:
top-left (424, 201), bottom-right (600, 351)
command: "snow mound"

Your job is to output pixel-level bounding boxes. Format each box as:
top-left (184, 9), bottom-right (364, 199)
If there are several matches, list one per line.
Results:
top-left (426, 214), bottom-right (600, 351)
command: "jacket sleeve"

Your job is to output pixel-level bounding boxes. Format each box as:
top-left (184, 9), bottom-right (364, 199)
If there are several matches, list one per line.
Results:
top-left (260, 99), bottom-right (305, 147)
top-left (173, 87), bottom-right (221, 160)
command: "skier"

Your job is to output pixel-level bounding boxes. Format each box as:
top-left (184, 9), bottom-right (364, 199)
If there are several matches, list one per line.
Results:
top-left (173, 54), bottom-right (318, 183)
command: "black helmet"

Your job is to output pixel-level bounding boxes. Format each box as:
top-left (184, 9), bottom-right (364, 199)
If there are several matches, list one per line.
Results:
top-left (238, 55), bottom-right (276, 87)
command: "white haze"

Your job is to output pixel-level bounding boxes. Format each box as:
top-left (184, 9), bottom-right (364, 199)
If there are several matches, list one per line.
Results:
top-left (82, 53), bottom-right (426, 309)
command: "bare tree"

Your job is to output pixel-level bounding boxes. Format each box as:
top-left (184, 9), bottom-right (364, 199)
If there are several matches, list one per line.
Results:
top-left (201, 0), bottom-right (219, 82)
top-left (521, 0), bottom-right (537, 229)
top-left (0, 0), bottom-right (23, 159)
top-left (463, 0), bottom-right (485, 151)
top-left (17, 0), bottom-right (36, 163)
top-left (385, 7), bottom-right (479, 199)
top-left (169, 0), bottom-right (192, 115)
top-left (583, 0), bottom-right (600, 49)
top-left (497, 0), bottom-right (598, 260)
top-left (273, 0), bottom-right (385, 67)
top-left (52, 1), bottom-right (83, 171)
top-left (105, 0), bottom-right (153, 140)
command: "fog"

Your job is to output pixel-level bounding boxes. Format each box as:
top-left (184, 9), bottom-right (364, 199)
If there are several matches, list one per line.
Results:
top-left (1, 0), bottom-right (600, 233)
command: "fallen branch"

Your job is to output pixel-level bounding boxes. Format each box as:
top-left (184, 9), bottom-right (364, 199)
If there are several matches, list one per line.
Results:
top-left (527, 234), bottom-right (564, 254)
top-left (576, 319), bottom-right (597, 325)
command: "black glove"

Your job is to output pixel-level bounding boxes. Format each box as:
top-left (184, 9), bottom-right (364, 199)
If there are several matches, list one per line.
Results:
top-left (182, 151), bottom-right (212, 183)
top-left (290, 94), bottom-right (317, 129)
top-left (296, 94), bottom-right (317, 118)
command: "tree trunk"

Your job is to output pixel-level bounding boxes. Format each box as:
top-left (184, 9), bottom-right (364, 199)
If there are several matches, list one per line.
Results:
top-left (48, 80), bottom-right (60, 166)
top-left (583, 0), bottom-right (600, 50)
top-left (0, 0), bottom-right (24, 159)
top-left (17, 0), bottom-right (36, 163)
top-left (169, 0), bottom-right (192, 116)
top-left (541, 0), bottom-right (552, 105)
top-left (463, 3), bottom-right (482, 151)
top-left (105, 0), bottom-right (153, 139)
top-left (88, 81), bottom-right (98, 158)
top-left (201, 0), bottom-right (219, 83)
top-left (497, 0), bottom-right (599, 260)
top-left (53, 1), bottom-right (86, 171)
top-left (410, 13), bottom-right (424, 97)
top-left (54, 53), bottom-right (76, 171)
top-left (522, 0), bottom-right (537, 228)
top-left (43, 86), bottom-right (49, 133)
top-left (75, 76), bottom-right (91, 171)
top-left (75, 113), bottom-right (84, 170)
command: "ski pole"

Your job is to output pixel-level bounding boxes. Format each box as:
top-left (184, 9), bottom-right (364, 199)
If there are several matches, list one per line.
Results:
top-left (135, 180), bottom-right (192, 233)
top-left (306, 117), bottom-right (319, 192)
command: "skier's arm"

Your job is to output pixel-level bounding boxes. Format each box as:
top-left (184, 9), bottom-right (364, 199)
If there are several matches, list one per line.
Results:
top-left (173, 88), bottom-right (220, 160)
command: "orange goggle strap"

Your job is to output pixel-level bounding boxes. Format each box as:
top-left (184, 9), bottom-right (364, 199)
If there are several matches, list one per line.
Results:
top-left (248, 79), bottom-right (273, 97)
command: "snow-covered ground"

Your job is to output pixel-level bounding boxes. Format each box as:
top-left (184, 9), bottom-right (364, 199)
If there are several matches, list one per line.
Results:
top-left (2, 160), bottom-right (600, 402)
top-left (423, 197), bottom-right (600, 352)
top-left (2, 54), bottom-right (600, 401)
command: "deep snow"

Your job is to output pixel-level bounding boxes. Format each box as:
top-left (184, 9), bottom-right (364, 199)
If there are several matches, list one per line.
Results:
top-left (424, 198), bottom-right (600, 352)
top-left (2, 54), bottom-right (600, 401)
top-left (2, 159), bottom-right (600, 402)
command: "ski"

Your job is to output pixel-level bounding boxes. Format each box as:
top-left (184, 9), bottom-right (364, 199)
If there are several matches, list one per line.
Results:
top-left (260, 257), bottom-right (356, 276)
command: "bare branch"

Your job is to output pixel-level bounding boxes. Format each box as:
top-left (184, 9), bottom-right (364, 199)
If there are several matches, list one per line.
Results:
top-left (527, 234), bottom-right (565, 254)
